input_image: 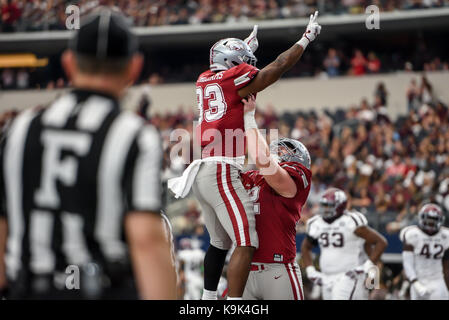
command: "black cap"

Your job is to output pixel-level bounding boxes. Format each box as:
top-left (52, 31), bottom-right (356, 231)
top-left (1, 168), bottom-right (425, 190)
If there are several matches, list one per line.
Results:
top-left (69, 7), bottom-right (138, 59)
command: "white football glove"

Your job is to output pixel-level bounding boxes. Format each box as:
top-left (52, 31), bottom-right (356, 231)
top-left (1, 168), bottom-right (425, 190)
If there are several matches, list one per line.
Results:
top-left (242, 94), bottom-right (257, 130)
top-left (244, 25), bottom-right (259, 53)
top-left (297, 11), bottom-right (322, 49)
top-left (412, 280), bottom-right (430, 299)
top-left (355, 259), bottom-right (376, 275)
top-left (306, 266), bottom-right (323, 286)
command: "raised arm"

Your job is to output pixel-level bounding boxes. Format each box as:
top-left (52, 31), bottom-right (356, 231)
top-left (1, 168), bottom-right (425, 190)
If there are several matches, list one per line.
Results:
top-left (243, 95), bottom-right (297, 198)
top-left (238, 11), bottom-right (321, 98)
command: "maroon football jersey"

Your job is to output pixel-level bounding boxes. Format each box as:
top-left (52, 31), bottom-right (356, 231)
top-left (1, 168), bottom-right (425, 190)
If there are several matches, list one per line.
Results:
top-left (196, 63), bottom-right (259, 158)
top-left (241, 162), bottom-right (312, 263)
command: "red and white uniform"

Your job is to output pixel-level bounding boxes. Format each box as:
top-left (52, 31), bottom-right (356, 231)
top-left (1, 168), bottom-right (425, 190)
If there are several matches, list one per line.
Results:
top-left (190, 64), bottom-right (260, 250)
top-left (196, 63), bottom-right (259, 158)
top-left (241, 162), bottom-right (312, 300)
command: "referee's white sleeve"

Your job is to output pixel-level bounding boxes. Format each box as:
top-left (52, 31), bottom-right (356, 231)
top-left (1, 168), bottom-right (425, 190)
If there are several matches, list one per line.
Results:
top-left (129, 125), bottom-right (162, 212)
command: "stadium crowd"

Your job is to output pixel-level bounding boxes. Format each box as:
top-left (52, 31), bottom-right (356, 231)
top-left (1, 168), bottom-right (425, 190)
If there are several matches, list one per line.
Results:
top-left (1, 0), bottom-right (449, 32)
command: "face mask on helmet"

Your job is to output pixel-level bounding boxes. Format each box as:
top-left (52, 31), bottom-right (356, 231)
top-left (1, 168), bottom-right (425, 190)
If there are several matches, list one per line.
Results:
top-left (418, 204), bottom-right (444, 234)
top-left (319, 188), bottom-right (347, 221)
top-left (419, 217), bottom-right (440, 233)
top-left (269, 138), bottom-right (311, 169)
top-left (319, 200), bottom-right (337, 220)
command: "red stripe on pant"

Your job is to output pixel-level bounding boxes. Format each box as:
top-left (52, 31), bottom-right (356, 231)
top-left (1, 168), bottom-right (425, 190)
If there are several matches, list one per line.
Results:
top-left (224, 164), bottom-right (251, 246)
top-left (292, 264), bottom-right (304, 300)
top-left (216, 163), bottom-right (242, 245)
top-left (285, 264), bottom-right (298, 300)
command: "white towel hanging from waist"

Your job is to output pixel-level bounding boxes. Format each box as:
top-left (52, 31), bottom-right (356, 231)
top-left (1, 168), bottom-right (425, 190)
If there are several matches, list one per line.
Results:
top-left (167, 156), bottom-right (245, 199)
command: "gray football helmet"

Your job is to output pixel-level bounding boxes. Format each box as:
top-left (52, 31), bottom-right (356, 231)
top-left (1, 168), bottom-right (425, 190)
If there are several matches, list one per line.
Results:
top-left (209, 38), bottom-right (257, 72)
top-left (269, 138), bottom-right (311, 169)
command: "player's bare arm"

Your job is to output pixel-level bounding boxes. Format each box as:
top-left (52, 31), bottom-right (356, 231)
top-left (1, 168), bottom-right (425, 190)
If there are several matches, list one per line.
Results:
top-left (300, 235), bottom-right (323, 285)
top-left (238, 11), bottom-right (321, 98)
top-left (126, 212), bottom-right (177, 300)
top-left (300, 235), bottom-right (315, 268)
top-left (0, 217), bottom-right (7, 293)
top-left (242, 95), bottom-right (297, 198)
top-left (354, 226), bottom-right (387, 264)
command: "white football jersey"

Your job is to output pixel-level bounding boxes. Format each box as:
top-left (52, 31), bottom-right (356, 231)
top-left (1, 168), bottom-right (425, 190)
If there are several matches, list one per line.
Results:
top-left (306, 210), bottom-right (368, 275)
top-left (400, 225), bottom-right (449, 281)
top-left (177, 248), bottom-right (205, 276)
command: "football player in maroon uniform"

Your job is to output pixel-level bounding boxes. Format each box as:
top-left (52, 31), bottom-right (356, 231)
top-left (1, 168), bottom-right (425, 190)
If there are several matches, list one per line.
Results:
top-left (236, 95), bottom-right (311, 299)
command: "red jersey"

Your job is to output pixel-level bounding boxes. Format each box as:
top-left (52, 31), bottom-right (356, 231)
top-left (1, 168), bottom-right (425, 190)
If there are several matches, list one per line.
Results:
top-left (241, 162), bottom-right (312, 264)
top-left (196, 63), bottom-right (259, 158)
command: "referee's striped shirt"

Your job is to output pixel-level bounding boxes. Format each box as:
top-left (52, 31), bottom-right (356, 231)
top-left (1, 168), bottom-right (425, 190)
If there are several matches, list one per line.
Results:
top-left (0, 89), bottom-right (162, 298)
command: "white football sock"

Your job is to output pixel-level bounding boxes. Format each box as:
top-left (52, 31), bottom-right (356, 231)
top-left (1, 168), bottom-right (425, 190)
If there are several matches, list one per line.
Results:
top-left (227, 296), bottom-right (242, 300)
top-left (202, 289), bottom-right (217, 300)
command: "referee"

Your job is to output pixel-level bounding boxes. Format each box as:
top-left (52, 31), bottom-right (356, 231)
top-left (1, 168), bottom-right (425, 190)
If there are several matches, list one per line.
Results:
top-left (0, 8), bottom-right (176, 299)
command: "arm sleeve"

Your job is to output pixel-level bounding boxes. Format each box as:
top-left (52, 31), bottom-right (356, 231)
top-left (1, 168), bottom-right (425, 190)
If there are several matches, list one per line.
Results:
top-left (399, 226), bottom-right (414, 245)
top-left (306, 234), bottom-right (318, 247)
top-left (124, 125), bottom-right (163, 214)
top-left (281, 163), bottom-right (310, 191)
top-left (348, 210), bottom-right (368, 230)
top-left (231, 64), bottom-right (259, 90)
top-left (306, 217), bottom-right (319, 240)
top-left (402, 250), bottom-right (417, 282)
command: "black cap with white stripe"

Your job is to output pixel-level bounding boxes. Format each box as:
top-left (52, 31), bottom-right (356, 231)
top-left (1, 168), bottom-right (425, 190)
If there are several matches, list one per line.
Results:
top-left (70, 7), bottom-right (138, 59)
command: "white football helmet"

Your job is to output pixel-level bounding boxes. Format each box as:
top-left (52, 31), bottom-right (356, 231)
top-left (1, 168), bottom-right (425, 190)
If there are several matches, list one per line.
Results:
top-left (418, 203), bottom-right (445, 234)
top-left (209, 38), bottom-right (257, 71)
top-left (269, 138), bottom-right (311, 169)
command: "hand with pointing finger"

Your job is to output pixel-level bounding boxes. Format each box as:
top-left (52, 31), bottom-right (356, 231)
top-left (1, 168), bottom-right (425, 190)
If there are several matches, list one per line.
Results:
top-left (297, 11), bottom-right (322, 49)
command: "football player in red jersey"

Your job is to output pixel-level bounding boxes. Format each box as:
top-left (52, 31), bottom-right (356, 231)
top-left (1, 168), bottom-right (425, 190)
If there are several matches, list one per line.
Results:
top-left (169, 12), bottom-right (321, 300)
top-left (235, 95), bottom-right (312, 299)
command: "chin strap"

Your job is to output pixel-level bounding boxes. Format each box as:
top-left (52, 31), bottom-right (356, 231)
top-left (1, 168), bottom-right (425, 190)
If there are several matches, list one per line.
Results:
top-left (210, 63), bottom-right (228, 72)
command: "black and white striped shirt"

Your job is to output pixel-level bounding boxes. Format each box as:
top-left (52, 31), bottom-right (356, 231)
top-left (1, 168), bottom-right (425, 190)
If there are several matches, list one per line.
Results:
top-left (0, 89), bottom-right (162, 298)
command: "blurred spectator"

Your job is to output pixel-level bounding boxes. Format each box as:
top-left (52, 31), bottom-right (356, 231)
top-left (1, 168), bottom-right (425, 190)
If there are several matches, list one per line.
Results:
top-left (367, 52), bottom-right (381, 74)
top-left (323, 48), bottom-right (341, 77)
top-left (419, 75), bottom-right (434, 104)
top-left (15, 68), bottom-right (29, 89)
top-left (350, 49), bottom-right (367, 76)
top-left (1, 0), bottom-right (21, 32)
top-left (406, 78), bottom-right (420, 111)
top-left (1, 68), bottom-right (15, 89)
